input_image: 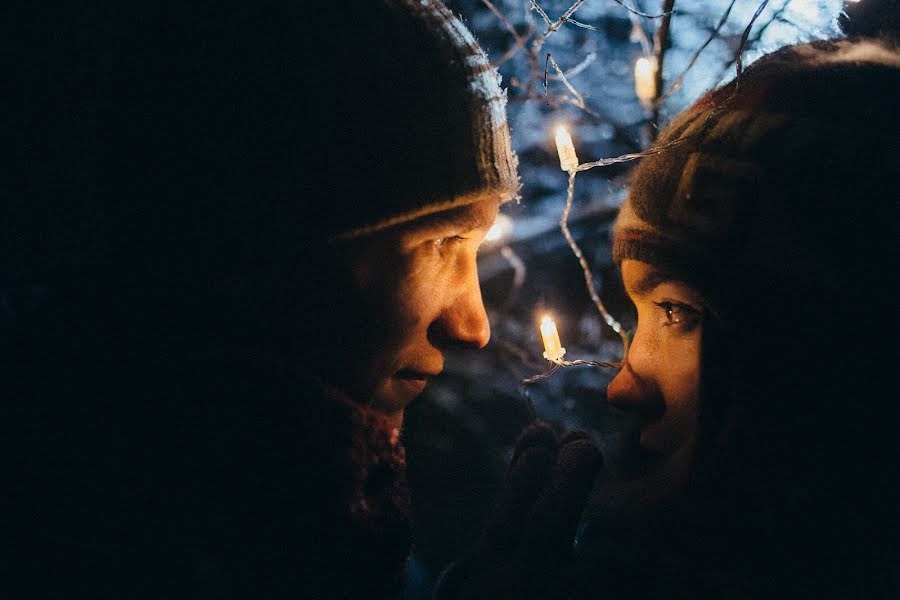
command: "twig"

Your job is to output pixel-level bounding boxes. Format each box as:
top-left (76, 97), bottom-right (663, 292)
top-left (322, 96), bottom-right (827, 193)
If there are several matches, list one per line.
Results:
top-left (611, 0), bottom-right (674, 19)
top-left (736, 0), bottom-right (770, 87)
top-left (564, 17), bottom-right (598, 31)
top-left (627, 2), bottom-right (653, 55)
top-left (482, 0), bottom-right (526, 46)
top-left (563, 51), bottom-right (596, 78)
top-left (544, 53), bottom-right (594, 114)
top-left (656, 0), bottom-right (737, 105)
top-left (532, 0), bottom-right (586, 48)
top-left (480, 0), bottom-right (533, 66)
top-left (499, 245), bottom-right (526, 311)
top-left (715, 0), bottom-right (790, 83)
top-left (650, 0), bottom-right (677, 135)
top-left (530, 0), bottom-right (554, 27)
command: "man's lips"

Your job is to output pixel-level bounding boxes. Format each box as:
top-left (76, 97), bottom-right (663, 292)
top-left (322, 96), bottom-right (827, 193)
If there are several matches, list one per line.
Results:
top-left (396, 368), bottom-right (439, 380)
top-left (394, 369), bottom-right (439, 395)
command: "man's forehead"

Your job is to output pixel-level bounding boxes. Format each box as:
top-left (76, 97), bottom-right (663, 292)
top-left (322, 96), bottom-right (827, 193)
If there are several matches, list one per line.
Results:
top-left (403, 198), bottom-right (499, 233)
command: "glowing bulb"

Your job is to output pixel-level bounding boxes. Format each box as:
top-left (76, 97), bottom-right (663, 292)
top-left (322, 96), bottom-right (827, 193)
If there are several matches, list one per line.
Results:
top-left (634, 57), bottom-right (657, 106)
top-left (540, 315), bottom-right (566, 362)
top-left (554, 126), bottom-right (579, 172)
top-left (485, 214), bottom-right (513, 243)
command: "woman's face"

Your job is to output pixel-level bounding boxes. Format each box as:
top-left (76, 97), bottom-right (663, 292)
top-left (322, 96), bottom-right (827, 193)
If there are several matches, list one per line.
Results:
top-left (607, 259), bottom-right (704, 484)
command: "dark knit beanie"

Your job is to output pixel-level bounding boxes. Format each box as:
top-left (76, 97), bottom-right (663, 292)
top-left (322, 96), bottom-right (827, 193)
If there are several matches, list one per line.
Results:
top-left (261, 0), bottom-right (521, 244)
top-left (612, 37), bottom-right (900, 312)
top-left (312, 0), bottom-right (521, 241)
top-left (8, 0), bottom-right (519, 279)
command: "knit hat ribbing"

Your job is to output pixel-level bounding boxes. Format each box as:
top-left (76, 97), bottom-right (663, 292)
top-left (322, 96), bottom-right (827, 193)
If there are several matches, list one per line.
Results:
top-left (315, 0), bottom-right (521, 242)
top-left (612, 37), bottom-right (900, 304)
top-left (10, 1), bottom-right (519, 278)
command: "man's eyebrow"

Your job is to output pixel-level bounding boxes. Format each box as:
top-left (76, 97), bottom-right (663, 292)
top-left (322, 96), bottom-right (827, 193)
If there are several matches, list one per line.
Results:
top-left (410, 204), bottom-right (495, 233)
top-left (629, 269), bottom-right (670, 297)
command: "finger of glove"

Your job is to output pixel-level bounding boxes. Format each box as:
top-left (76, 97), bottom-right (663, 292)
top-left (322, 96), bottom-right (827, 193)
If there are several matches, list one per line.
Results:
top-left (478, 422), bottom-right (560, 555)
top-left (519, 434), bottom-right (602, 566)
top-left (509, 420), bottom-right (559, 465)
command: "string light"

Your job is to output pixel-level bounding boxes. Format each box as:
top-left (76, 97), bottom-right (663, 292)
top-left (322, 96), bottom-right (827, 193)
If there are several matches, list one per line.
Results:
top-left (634, 56), bottom-right (657, 107)
top-left (554, 125), bottom-right (579, 172)
top-left (525, 123), bottom-right (639, 384)
top-left (540, 315), bottom-right (566, 362)
top-left (525, 310), bottom-right (619, 385)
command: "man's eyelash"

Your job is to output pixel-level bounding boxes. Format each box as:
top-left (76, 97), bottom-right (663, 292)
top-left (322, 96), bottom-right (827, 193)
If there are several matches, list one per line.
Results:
top-left (434, 235), bottom-right (467, 247)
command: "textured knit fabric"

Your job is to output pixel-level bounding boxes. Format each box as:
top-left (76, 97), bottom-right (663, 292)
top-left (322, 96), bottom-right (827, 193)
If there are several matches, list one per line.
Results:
top-left (612, 37), bottom-right (900, 309)
top-left (8, 0), bottom-right (519, 279)
top-left (325, 0), bottom-right (521, 241)
top-left (604, 36), bottom-right (900, 598)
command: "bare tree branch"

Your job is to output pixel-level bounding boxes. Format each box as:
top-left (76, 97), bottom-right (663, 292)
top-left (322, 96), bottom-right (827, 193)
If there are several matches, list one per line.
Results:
top-left (627, 1), bottom-right (654, 55)
top-left (532, 0), bottom-right (586, 48)
top-left (562, 51), bottom-right (596, 78)
top-left (716, 0), bottom-right (791, 82)
top-left (564, 17), bottom-right (598, 31)
top-left (543, 53), bottom-right (600, 117)
top-left (482, 0), bottom-right (527, 46)
top-left (610, 0), bottom-right (674, 19)
top-left (650, 0), bottom-right (677, 135)
top-left (481, 0), bottom-right (534, 65)
top-left (736, 0), bottom-right (770, 86)
top-left (529, 0), bottom-right (554, 28)
top-left (656, 0), bottom-right (737, 104)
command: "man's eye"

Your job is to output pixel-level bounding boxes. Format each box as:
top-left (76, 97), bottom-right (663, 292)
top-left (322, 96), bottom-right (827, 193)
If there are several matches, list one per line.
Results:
top-left (653, 301), bottom-right (702, 330)
top-left (433, 235), bottom-right (467, 248)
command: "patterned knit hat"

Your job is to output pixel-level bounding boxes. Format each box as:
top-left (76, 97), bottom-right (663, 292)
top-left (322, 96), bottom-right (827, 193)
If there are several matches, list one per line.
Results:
top-left (612, 37), bottom-right (900, 312)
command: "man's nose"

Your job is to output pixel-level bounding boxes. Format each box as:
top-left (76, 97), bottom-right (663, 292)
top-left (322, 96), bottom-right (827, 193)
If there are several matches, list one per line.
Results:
top-left (430, 274), bottom-right (491, 350)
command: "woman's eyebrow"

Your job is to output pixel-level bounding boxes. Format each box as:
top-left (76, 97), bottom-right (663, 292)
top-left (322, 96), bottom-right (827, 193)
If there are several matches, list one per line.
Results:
top-left (629, 269), bottom-right (670, 297)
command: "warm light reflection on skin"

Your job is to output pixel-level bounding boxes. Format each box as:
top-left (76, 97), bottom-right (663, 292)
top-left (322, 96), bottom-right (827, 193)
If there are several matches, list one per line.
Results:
top-left (328, 197), bottom-right (500, 430)
top-left (607, 260), bottom-right (702, 457)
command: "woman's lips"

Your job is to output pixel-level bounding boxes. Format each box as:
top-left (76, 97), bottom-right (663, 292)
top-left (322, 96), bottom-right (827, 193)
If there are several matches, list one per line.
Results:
top-left (396, 377), bottom-right (427, 396)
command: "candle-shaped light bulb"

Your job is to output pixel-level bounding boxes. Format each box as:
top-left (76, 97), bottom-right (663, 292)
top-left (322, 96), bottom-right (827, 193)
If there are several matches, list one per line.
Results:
top-left (634, 57), bottom-right (657, 107)
top-left (554, 126), bottom-right (579, 172)
top-left (540, 315), bottom-right (566, 362)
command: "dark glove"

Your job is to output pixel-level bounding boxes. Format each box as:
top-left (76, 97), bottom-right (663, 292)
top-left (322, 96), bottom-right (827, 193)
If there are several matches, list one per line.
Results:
top-left (434, 420), bottom-right (603, 600)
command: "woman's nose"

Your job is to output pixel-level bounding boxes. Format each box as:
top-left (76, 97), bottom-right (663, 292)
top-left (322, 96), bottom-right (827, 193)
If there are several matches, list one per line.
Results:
top-left (606, 361), bottom-right (664, 421)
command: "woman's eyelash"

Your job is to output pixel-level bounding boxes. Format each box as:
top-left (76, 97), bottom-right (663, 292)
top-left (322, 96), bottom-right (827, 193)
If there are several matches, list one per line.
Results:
top-left (653, 301), bottom-right (702, 327)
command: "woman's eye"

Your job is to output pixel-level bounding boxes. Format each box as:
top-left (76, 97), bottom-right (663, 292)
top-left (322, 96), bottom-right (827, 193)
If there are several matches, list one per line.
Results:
top-left (653, 301), bottom-right (702, 330)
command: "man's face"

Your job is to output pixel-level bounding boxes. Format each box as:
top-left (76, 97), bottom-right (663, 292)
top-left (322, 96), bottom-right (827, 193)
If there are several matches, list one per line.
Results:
top-left (331, 197), bottom-right (499, 429)
top-left (606, 259), bottom-right (703, 488)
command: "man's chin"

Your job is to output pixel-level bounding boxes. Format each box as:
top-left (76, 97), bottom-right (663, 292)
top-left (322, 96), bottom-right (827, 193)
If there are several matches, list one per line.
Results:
top-left (383, 409), bottom-right (404, 431)
top-left (371, 376), bottom-right (430, 425)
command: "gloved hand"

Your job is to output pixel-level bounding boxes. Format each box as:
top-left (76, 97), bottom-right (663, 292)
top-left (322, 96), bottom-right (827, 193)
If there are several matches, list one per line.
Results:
top-left (434, 420), bottom-right (603, 600)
